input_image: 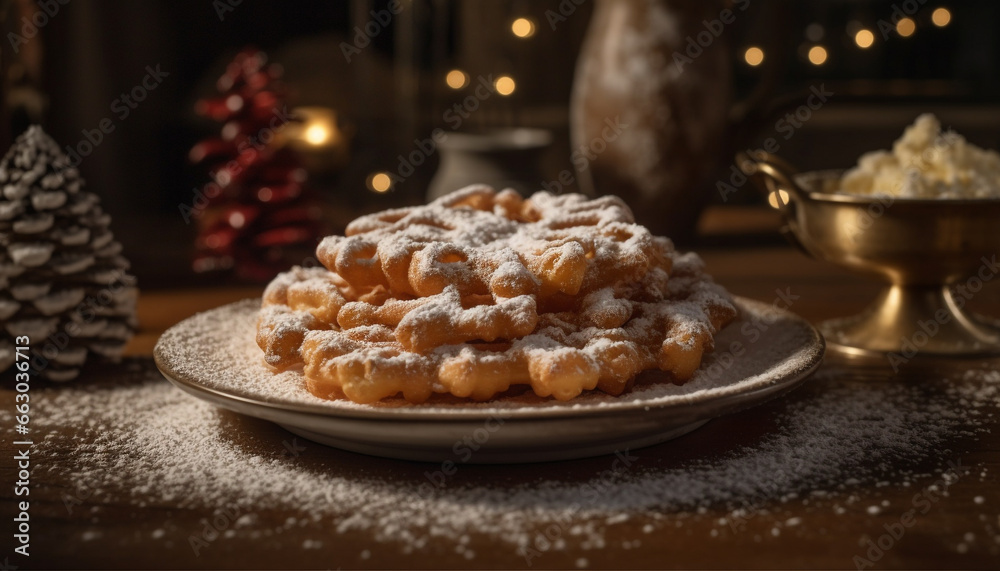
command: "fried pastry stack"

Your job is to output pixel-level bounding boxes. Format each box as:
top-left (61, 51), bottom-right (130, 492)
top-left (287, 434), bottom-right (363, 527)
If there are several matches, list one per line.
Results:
top-left (257, 186), bottom-right (736, 403)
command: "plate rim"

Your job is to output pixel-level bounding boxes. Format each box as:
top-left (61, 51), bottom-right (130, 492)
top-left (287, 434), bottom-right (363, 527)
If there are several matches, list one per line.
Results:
top-left (153, 296), bottom-right (825, 422)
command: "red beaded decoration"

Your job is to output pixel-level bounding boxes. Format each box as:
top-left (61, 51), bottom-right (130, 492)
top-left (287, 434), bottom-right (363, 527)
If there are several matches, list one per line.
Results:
top-left (189, 48), bottom-right (324, 282)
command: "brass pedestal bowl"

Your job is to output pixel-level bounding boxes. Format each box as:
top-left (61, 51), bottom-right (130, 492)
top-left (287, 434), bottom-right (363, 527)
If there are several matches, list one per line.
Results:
top-left (740, 152), bottom-right (1000, 360)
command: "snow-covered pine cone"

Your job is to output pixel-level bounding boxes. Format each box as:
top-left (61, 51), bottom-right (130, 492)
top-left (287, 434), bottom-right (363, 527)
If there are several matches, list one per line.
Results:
top-left (0, 126), bottom-right (137, 381)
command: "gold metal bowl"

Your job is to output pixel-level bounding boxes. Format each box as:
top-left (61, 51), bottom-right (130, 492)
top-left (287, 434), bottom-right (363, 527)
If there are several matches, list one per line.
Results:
top-left (739, 151), bottom-right (1000, 359)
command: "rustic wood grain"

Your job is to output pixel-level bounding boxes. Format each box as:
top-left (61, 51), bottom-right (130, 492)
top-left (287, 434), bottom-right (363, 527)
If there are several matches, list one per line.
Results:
top-left (2, 240), bottom-right (999, 570)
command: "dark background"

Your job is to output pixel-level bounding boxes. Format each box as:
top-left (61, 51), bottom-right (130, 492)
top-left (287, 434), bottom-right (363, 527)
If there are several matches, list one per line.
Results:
top-left (5, 0), bottom-right (1000, 284)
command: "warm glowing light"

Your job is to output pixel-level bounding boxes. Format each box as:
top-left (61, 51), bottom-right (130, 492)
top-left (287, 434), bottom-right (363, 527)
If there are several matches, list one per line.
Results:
top-left (854, 29), bottom-right (875, 48)
top-left (221, 122), bottom-right (239, 141)
top-left (257, 187), bottom-right (273, 202)
top-left (494, 76), bottom-right (516, 96)
top-left (808, 45), bottom-right (828, 65)
top-left (768, 189), bottom-right (791, 209)
top-left (931, 7), bottom-right (951, 27)
top-left (445, 69), bottom-right (469, 89)
top-left (367, 172), bottom-right (393, 193)
top-left (292, 107), bottom-right (341, 149)
top-left (228, 211), bottom-right (246, 228)
top-left (896, 17), bottom-right (916, 37)
top-left (743, 47), bottom-right (765, 66)
top-left (304, 124), bottom-right (331, 146)
top-left (511, 17), bottom-right (535, 38)
top-left (226, 95), bottom-right (243, 112)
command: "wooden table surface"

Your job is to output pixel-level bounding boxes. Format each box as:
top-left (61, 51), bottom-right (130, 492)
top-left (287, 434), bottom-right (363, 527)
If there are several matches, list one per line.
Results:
top-left (3, 240), bottom-right (1000, 570)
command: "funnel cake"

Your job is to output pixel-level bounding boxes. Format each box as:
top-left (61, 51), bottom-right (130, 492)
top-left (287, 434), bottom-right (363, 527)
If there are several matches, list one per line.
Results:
top-left (256, 186), bottom-right (737, 403)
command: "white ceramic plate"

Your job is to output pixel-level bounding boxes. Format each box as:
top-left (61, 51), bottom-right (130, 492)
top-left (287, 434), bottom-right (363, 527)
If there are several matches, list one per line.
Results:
top-left (154, 298), bottom-right (824, 463)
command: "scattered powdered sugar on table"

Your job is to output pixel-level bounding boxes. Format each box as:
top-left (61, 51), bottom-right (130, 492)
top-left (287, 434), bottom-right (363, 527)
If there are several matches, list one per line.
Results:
top-left (10, 360), bottom-right (1000, 560)
top-left (154, 298), bottom-right (822, 414)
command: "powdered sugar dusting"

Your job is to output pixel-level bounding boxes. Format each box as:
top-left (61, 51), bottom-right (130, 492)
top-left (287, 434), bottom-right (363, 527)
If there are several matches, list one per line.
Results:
top-left (11, 360), bottom-right (1000, 561)
top-left (264, 186), bottom-right (737, 403)
top-left (156, 297), bottom-right (820, 414)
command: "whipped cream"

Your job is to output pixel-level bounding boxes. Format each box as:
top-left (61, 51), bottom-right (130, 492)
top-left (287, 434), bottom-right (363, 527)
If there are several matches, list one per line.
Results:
top-left (840, 114), bottom-right (1000, 199)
